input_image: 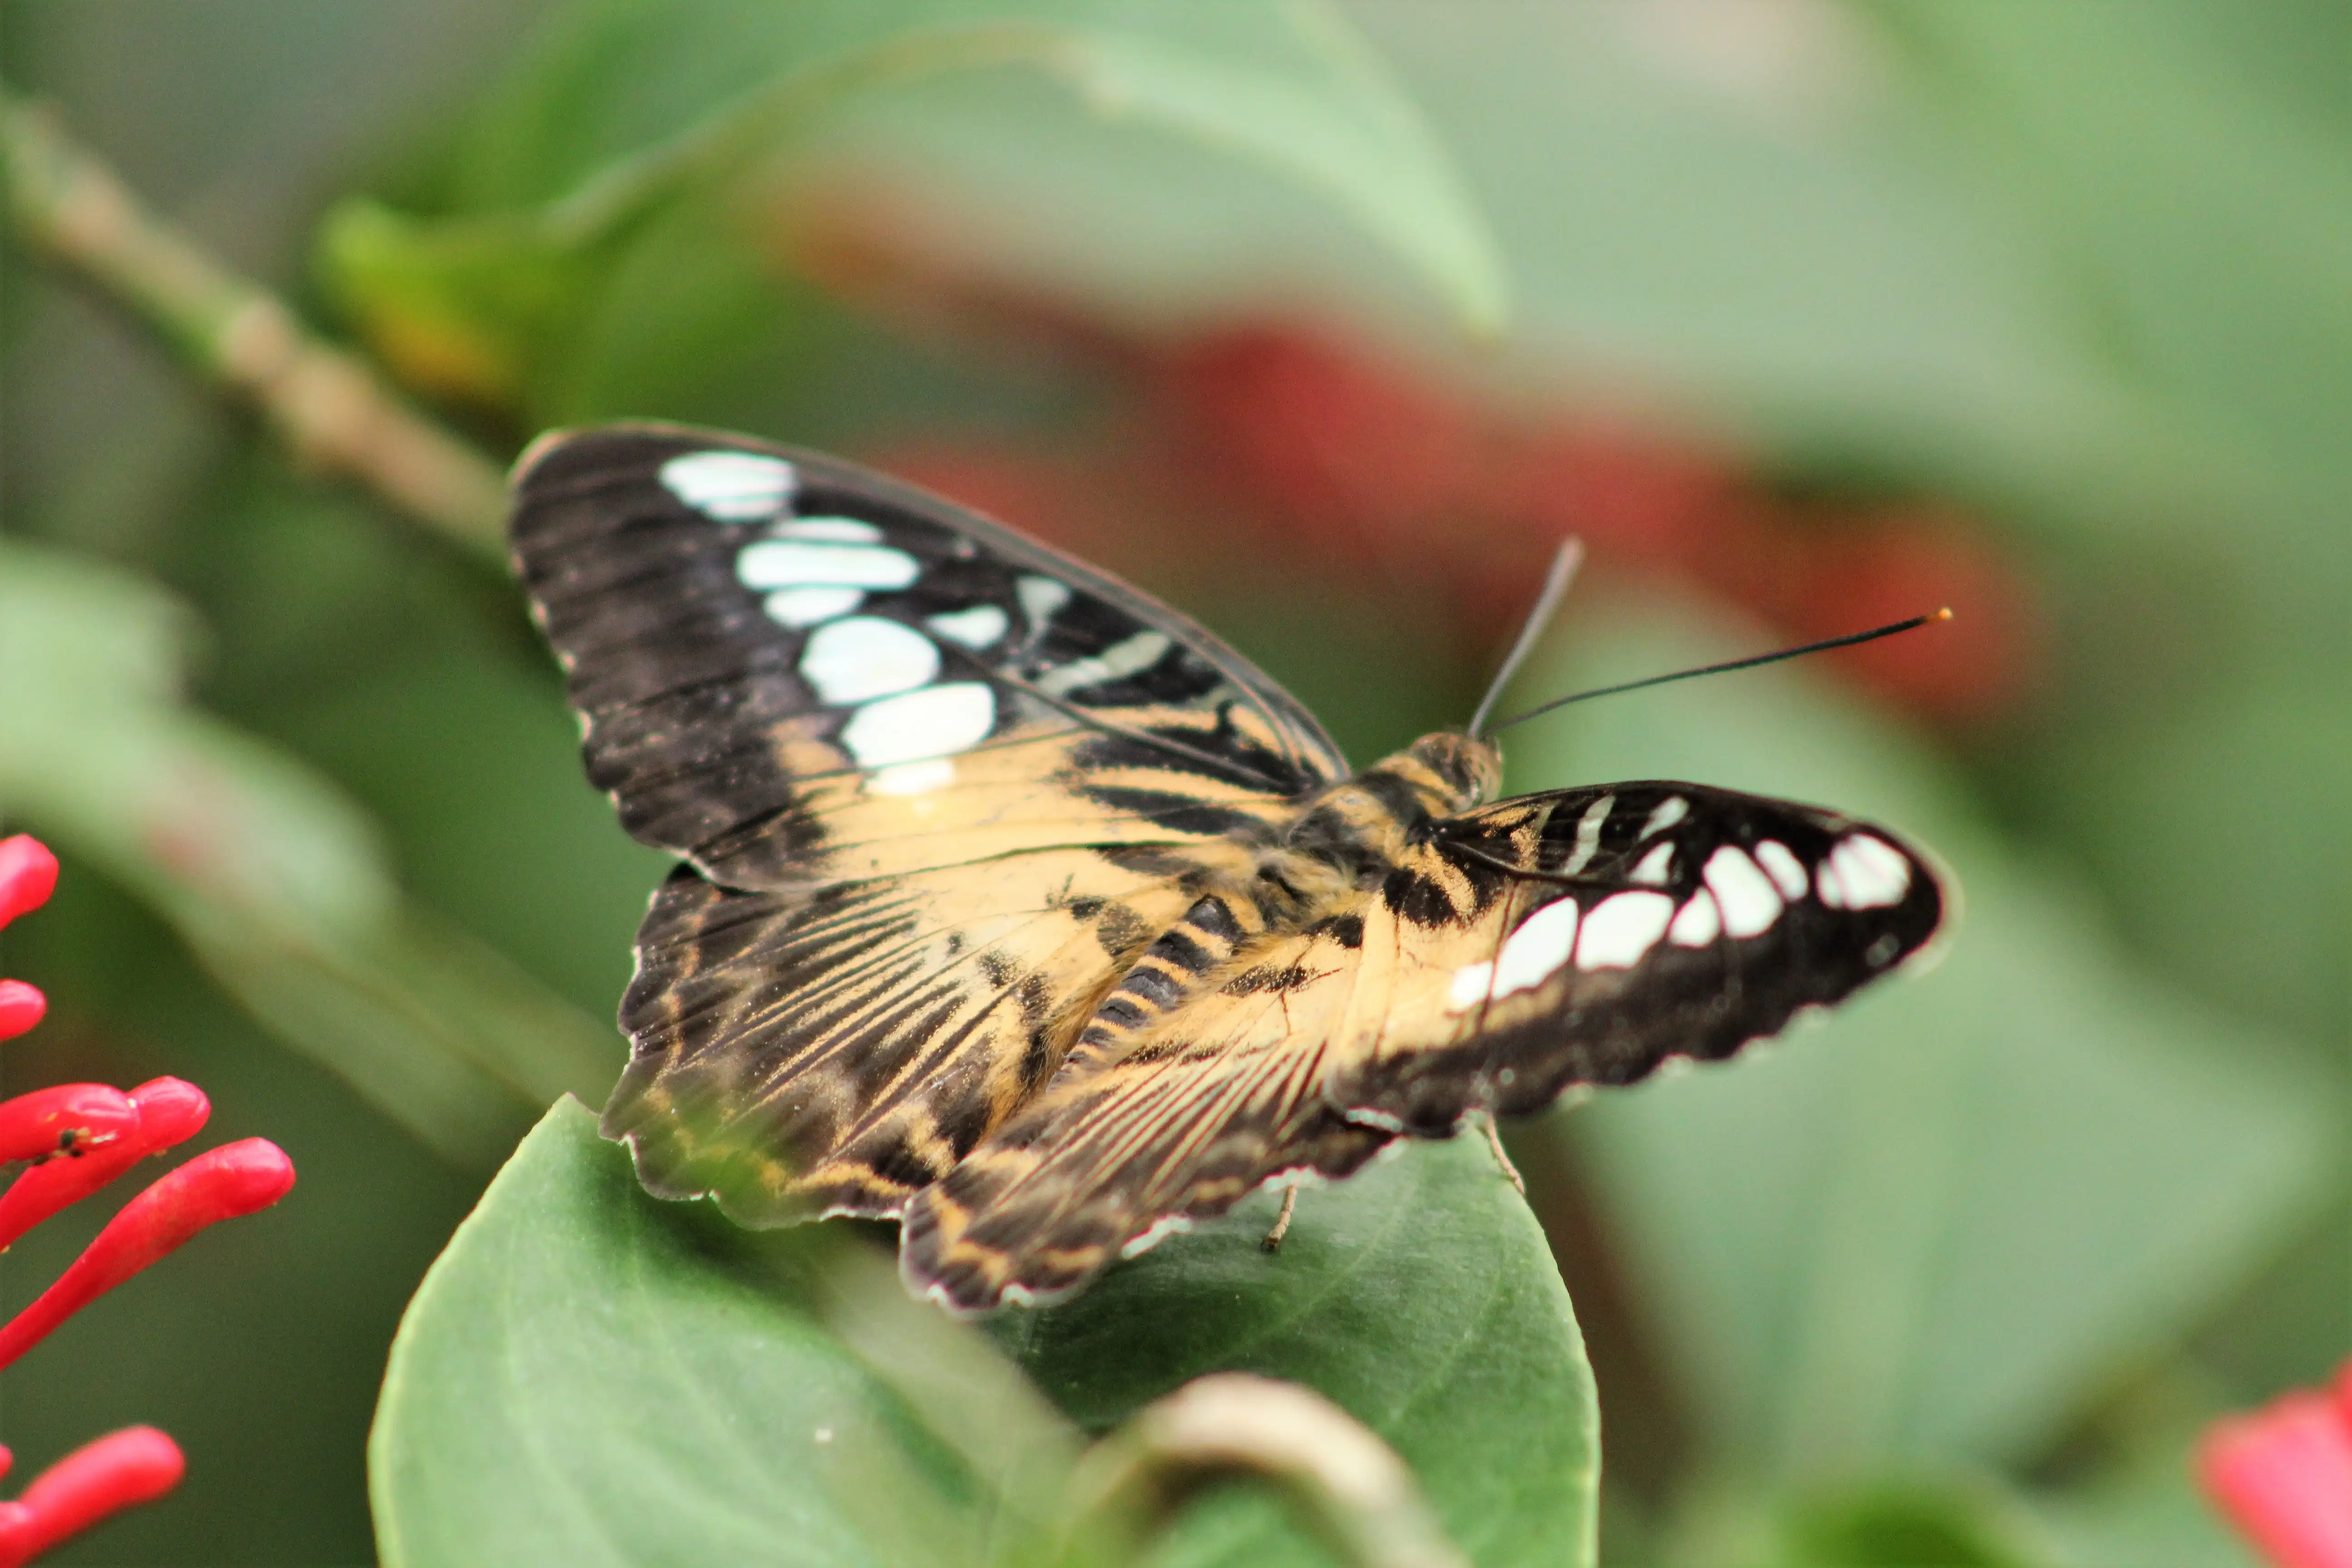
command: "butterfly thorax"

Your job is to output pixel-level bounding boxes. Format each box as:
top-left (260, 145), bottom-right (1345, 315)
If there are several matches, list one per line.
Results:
top-left (1251, 731), bottom-right (1501, 918)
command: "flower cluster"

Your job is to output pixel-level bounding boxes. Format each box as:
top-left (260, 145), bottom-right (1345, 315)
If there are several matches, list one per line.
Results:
top-left (0, 834), bottom-right (296, 1565)
top-left (2200, 1357), bottom-right (2352, 1568)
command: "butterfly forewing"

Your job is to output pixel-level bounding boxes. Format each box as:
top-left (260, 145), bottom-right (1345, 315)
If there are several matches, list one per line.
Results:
top-left (512, 426), bottom-right (1346, 1220)
top-left (1343, 783), bottom-right (1946, 1128)
top-left (510, 425), bottom-right (1348, 889)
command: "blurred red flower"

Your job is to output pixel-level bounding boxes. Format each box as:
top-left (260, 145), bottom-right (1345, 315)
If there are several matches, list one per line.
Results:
top-left (2199, 1359), bottom-right (2352, 1568)
top-left (861, 311), bottom-right (2041, 726)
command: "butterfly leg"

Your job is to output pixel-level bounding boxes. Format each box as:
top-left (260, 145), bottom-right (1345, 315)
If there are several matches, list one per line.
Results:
top-left (1482, 1115), bottom-right (1526, 1197)
top-left (1261, 1186), bottom-right (1298, 1252)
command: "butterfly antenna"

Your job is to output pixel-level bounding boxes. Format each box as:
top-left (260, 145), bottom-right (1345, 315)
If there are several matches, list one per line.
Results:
top-left (1468, 538), bottom-right (1586, 740)
top-left (1489, 608), bottom-right (1953, 733)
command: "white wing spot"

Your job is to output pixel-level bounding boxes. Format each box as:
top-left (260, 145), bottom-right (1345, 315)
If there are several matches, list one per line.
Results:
top-left (1559, 794), bottom-right (1615, 876)
top-left (1704, 846), bottom-right (1783, 938)
top-left (1754, 840), bottom-right (1810, 900)
top-left (1640, 796), bottom-right (1689, 839)
top-left (839, 683), bottom-right (995, 768)
top-left (1819, 834), bottom-right (1911, 909)
top-left (1629, 841), bottom-right (1675, 886)
top-left (800, 617), bottom-right (938, 705)
top-left (1668, 890), bottom-right (1722, 946)
top-left (738, 541), bottom-right (920, 592)
top-left (660, 451), bottom-right (794, 521)
top-left (1446, 961), bottom-right (1496, 1014)
top-left (764, 586), bottom-right (862, 627)
top-left (1036, 630), bottom-right (1172, 697)
top-left (925, 604), bottom-right (1009, 650)
top-left (1575, 892), bottom-right (1676, 969)
top-left (1017, 574), bottom-right (1071, 635)
top-left (774, 516), bottom-right (881, 543)
top-left (1493, 897), bottom-right (1583, 996)
top-left (867, 758), bottom-right (956, 796)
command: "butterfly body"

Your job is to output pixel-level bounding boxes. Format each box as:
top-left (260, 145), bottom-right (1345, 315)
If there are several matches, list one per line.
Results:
top-left (512, 424), bottom-right (1950, 1313)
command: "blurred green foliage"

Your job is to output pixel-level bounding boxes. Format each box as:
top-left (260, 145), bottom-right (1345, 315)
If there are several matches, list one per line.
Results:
top-left (2, 0), bottom-right (2345, 1564)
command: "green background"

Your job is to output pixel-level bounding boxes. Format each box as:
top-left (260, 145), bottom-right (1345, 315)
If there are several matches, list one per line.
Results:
top-left (1, 1), bottom-right (2345, 1563)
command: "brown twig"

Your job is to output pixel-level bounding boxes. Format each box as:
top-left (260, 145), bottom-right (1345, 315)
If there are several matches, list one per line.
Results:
top-left (0, 86), bottom-right (507, 556)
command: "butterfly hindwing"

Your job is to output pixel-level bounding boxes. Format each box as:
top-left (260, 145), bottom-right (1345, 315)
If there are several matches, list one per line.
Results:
top-left (902, 887), bottom-right (1394, 1308)
top-left (608, 852), bottom-right (1211, 1223)
top-left (902, 777), bottom-right (1946, 1310)
top-left (510, 425), bottom-right (1346, 1219)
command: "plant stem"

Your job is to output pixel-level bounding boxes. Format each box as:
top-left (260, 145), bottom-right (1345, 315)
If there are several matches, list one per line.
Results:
top-left (0, 85), bottom-right (506, 557)
top-left (1054, 1373), bottom-right (1468, 1568)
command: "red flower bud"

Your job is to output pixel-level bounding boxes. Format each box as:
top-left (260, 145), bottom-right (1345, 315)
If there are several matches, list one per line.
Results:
top-left (0, 1138), bottom-right (294, 1372)
top-left (0, 984), bottom-right (43, 1045)
top-left (2199, 1358), bottom-right (2352, 1568)
top-left (0, 837), bottom-right (61, 1049)
top-left (0, 1426), bottom-right (183, 1568)
top-left (0, 838), bottom-right (58, 930)
top-left (123, 1077), bottom-right (209, 1150)
top-left (0, 1079), bottom-right (212, 1252)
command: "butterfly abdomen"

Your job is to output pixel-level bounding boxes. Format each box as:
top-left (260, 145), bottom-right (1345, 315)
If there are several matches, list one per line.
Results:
top-left (1060, 892), bottom-right (1258, 1072)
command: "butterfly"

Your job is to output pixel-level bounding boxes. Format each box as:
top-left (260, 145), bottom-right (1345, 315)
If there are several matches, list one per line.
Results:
top-left (511, 423), bottom-right (1950, 1313)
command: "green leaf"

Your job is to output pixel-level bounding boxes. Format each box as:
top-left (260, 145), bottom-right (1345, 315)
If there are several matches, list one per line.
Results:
top-left (320, 0), bottom-right (1505, 410)
top-left (838, 1), bottom-right (2191, 525)
top-left (1504, 586), bottom-right (2342, 1475)
top-left (372, 1098), bottom-right (1073, 1568)
top-left (315, 200), bottom-right (591, 407)
top-left (370, 1103), bottom-right (1597, 1567)
top-left (1002, 1134), bottom-right (1599, 1568)
top-left (0, 540), bottom-right (616, 1167)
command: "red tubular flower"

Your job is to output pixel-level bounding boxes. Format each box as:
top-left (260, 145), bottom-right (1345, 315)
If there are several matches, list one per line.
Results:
top-left (0, 1428), bottom-right (185, 1568)
top-left (2199, 1358), bottom-right (2352, 1568)
top-left (0, 834), bottom-right (296, 1561)
top-left (0, 1078), bottom-right (212, 1250)
top-left (0, 1137), bottom-right (295, 1372)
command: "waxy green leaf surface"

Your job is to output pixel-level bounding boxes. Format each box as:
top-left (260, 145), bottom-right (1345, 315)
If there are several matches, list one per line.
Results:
top-left (372, 1100), bottom-right (1596, 1567)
